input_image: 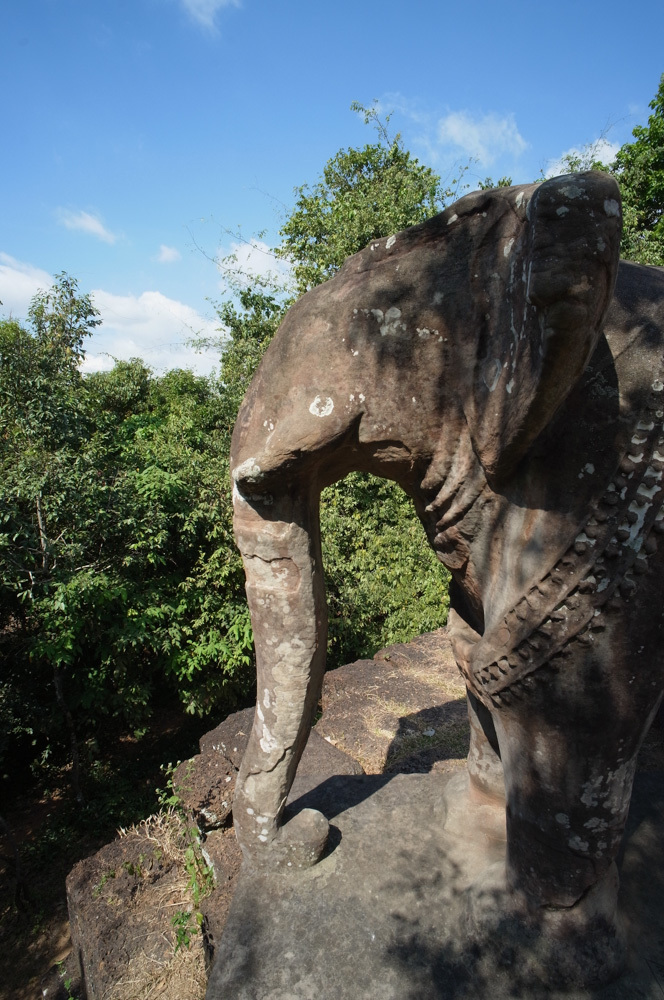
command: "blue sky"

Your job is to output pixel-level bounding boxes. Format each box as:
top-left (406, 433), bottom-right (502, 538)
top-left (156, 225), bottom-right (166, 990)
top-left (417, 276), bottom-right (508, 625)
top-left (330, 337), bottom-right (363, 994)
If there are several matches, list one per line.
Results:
top-left (2, 0), bottom-right (663, 374)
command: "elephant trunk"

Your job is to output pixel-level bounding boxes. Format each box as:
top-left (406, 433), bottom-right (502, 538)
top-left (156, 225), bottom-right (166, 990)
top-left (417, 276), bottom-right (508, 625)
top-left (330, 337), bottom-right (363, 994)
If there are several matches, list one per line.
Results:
top-left (231, 478), bottom-right (330, 868)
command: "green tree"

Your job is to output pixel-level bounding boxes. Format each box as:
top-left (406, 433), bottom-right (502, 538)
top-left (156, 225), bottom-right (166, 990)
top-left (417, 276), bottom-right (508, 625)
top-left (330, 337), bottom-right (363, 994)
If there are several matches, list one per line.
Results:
top-left (0, 275), bottom-right (101, 799)
top-left (1, 290), bottom-right (254, 799)
top-left (613, 73), bottom-right (664, 265)
top-left (277, 102), bottom-right (456, 295)
top-left (553, 76), bottom-right (664, 266)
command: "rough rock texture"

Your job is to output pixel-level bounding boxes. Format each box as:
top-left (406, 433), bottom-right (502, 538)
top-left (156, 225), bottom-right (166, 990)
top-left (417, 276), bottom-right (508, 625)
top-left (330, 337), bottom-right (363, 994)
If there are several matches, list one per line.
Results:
top-left (317, 629), bottom-right (468, 775)
top-left (65, 646), bottom-right (367, 999)
top-left (67, 830), bottom-right (189, 1000)
top-left (207, 770), bottom-right (664, 1000)
top-left (174, 707), bottom-right (363, 832)
top-left (67, 628), bottom-right (664, 998)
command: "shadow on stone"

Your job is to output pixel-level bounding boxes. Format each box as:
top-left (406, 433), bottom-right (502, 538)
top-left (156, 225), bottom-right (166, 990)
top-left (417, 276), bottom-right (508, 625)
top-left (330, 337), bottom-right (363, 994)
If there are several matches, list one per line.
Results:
top-left (207, 770), bottom-right (664, 1000)
top-left (384, 700), bottom-right (470, 774)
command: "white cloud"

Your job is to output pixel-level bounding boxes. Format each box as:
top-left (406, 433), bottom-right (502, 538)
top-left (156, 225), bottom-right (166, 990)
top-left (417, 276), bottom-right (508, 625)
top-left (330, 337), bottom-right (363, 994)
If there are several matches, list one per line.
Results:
top-left (86, 288), bottom-right (221, 375)
top-left (545, 138), bottom-right (620, 179)
top-left (217, 238), bottom-right (292, 291)
top-left (365, 94), bottom-right (528, 173)
top-left (57, 209), bottom-right (118, 244)
top-left (157, 244), bottom-right (182, 263)
top-left (179, 0), bottom-right (240, 29)
top-left (0, 254), bottom-right (220, 375)
top-left (436, 111), bottom-right (527, 167)
top-left (0, 253), bottom-right (52, 319)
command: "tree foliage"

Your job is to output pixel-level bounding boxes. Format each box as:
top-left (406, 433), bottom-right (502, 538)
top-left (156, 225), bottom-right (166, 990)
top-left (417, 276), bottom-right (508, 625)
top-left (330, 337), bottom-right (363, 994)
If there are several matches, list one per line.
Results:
top-left (277, 102), bottom-right (454, 295)
top-left (556, 75), bottom-right (664, 266)
top-left (613, 73), bottom-right (664, 265)
top-left (0, 283), bottom-right (253, 793)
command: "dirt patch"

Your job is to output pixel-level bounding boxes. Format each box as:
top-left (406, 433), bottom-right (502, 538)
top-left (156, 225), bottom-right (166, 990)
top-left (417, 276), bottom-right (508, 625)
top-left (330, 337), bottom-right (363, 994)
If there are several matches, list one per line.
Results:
top-left (316, 628), bottom-right (468, 774)
top-left (67, 812), bottom-right (210, 1000)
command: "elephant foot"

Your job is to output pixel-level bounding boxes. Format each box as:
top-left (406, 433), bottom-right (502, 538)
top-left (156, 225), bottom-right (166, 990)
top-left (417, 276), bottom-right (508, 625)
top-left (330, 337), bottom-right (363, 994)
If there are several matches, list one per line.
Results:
top-left (239, 807), bottom-right (329, 872)
top-left (441, 770), bottom-right (506, 843)
top-left (463, 861), bottom-right (625, 988)
top-left (438, 771), bottom-right (506, 881)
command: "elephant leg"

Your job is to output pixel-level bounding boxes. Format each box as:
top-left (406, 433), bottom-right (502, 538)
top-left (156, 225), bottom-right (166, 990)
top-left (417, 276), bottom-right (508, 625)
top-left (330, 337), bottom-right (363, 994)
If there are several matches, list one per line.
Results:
top-left (467, 690), bottom-right (505, 801)
top-left (231, 485), bottom-right (329, 869)
top-left (442, 691), bottom-right (506, 848)
top-left (495, 646), bottom-right (662, 910)
top-left (470, 630), bottom-right (663, 986)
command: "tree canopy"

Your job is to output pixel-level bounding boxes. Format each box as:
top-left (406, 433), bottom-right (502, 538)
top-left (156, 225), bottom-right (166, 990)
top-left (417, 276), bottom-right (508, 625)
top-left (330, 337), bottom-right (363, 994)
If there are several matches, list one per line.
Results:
top-left (556, 74), bottom-right (664, 265)
top-left (277, 102), bottom-right (461, 295)
top-left (613, 73), bottom-right (664, 265)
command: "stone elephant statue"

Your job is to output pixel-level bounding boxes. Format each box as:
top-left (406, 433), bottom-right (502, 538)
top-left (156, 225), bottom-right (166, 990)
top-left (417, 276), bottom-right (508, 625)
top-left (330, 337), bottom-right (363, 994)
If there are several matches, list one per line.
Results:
top-left (229, 171), bottom-right (664, 985)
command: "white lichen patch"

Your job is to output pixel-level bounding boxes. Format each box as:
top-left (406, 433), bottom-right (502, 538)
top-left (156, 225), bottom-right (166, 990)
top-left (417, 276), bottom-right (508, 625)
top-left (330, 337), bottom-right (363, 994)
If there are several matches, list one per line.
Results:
top-left (580, 775), bottom-right (604, 808)
top-left (483, 358), bottom-right (501, 392)
top-left (369, 306), bottom-right (406, 337)
top-left (624, 498), bottom-right (650, 548)
top-left (584, 816), bottom-right (609, 832)
top-left (560, 184), bottom-right (584, 199)
top-left (309, 395), bottom-right (334, 417)
top-left (604, 198), bottom-right (620, 218)
top-left (259, 724), bottom-right (279, 754)
top-left (447, 213), bottom-right (458, 226)
top-left (232, 457), bottom-right (262, 483)
top-left (556, 206), bottom-right (569, 216)
top-left (568, 835), bottom-right (589, 853)
top-left (385, 234), bottom-right (397, 249)
top-left (232, 482), bottom-right (247, 508)
top-left (555, 813), bottom-right (570, 827)
top-left (503, 238), bottom-right (515, 257)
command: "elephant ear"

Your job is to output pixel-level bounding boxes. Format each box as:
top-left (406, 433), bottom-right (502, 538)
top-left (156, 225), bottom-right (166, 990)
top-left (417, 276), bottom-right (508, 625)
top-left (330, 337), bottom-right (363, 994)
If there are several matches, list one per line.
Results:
top-left (464, 171), bottom-right (622, 483)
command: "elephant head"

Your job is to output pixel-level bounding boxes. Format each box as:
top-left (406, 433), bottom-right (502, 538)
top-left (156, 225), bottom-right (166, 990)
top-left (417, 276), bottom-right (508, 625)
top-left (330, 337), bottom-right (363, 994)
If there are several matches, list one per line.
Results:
top-left (229, 171), bottom-right (622, 869)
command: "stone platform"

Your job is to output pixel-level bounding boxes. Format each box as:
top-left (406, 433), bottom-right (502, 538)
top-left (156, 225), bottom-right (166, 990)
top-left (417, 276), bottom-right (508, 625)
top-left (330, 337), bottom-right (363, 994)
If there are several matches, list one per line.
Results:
top-left (206, 769), bottom-right (664, 1000)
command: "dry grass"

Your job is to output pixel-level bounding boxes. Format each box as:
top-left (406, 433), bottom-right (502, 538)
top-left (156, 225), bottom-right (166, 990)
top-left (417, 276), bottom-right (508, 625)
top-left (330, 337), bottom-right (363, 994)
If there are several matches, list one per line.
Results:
top-left (119, 810), bottom-right (191, 866)
top-left (98, 810), bottom-right (210, 1000)
top-left (104, 938), bottom-right (207, 1000)
top-left (384, 719), bottom-right (470, 771)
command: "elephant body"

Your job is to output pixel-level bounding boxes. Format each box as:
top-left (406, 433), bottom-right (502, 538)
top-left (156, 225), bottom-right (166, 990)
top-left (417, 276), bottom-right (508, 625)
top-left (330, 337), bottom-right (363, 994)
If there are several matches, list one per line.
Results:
top-left (228, 173), bottom-right (664, 986)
